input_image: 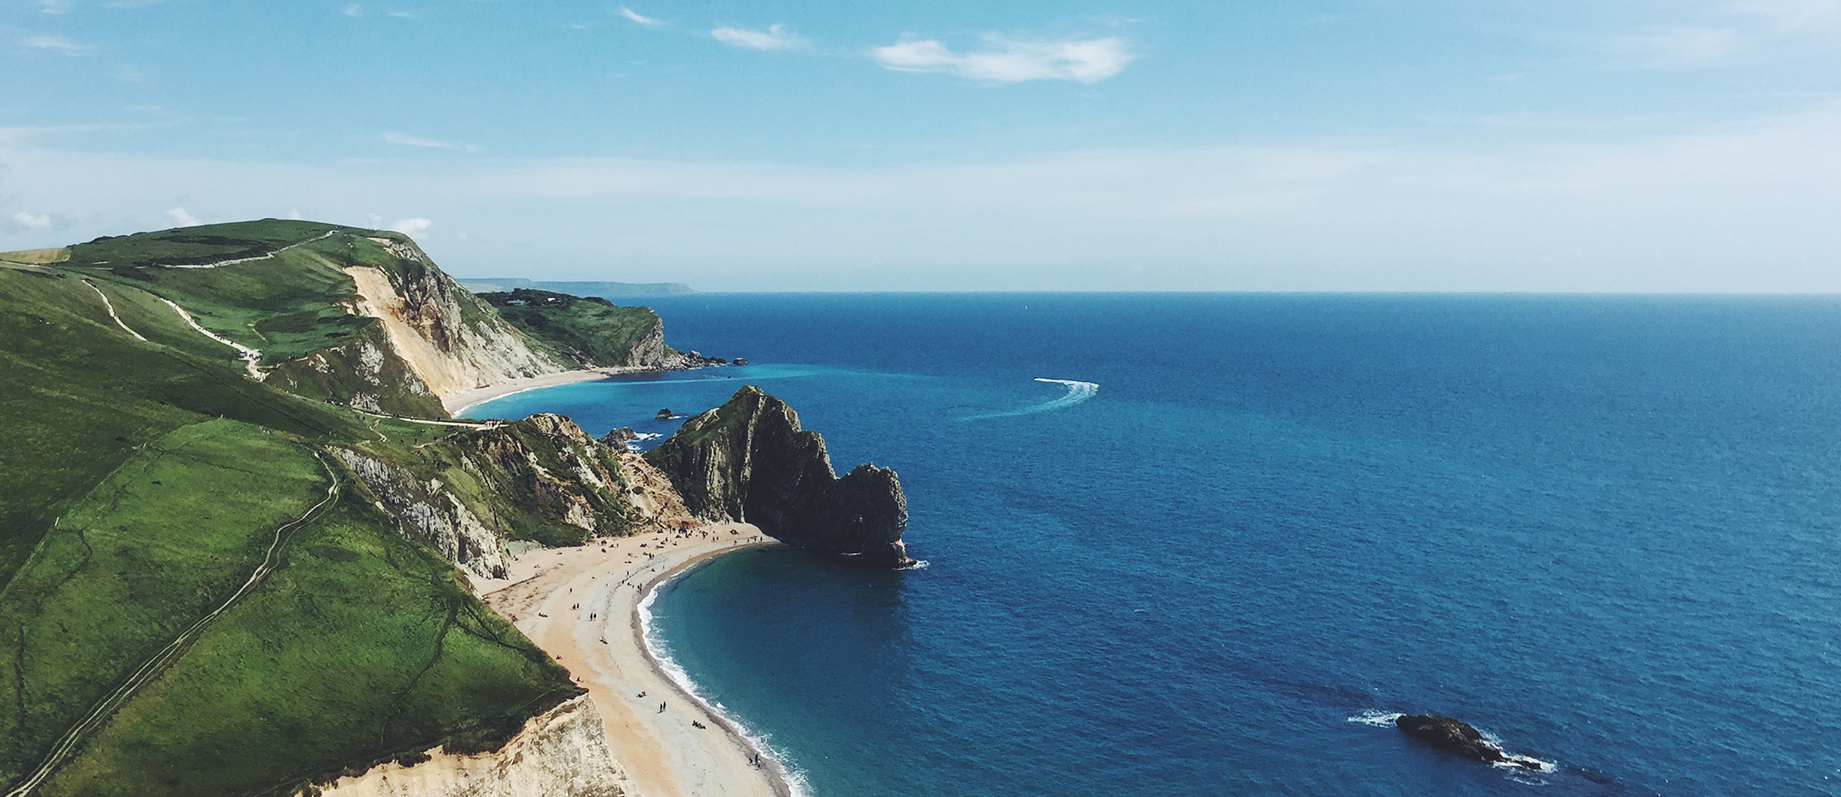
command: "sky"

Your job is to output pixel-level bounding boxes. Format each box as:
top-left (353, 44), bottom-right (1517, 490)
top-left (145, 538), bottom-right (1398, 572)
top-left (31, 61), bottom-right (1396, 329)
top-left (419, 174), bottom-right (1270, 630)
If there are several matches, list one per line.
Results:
top-left (2, 1), bottom-right (1839, 291)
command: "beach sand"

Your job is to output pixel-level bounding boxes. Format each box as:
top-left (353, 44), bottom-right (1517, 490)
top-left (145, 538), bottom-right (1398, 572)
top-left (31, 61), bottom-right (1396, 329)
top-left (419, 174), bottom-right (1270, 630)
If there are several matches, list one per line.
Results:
top-left (478, 526), bottom-right (795, 797)
top-left (443, 369), bottom-right (616, 417)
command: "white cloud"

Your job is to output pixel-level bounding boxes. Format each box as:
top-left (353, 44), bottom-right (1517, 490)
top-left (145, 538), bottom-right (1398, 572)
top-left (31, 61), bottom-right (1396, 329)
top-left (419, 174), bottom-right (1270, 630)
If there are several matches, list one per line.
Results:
top-left (38, 0), bottom-right (72, 14)
top-left (1603, 26), bottom-right (1741, 69)
top-left (166, 207), bottom-right (201, 227)
top-left (342, 4), bottom-right (362, 18)
top-left (381, 131), bottom-right (479, 152)
top-left (389, 10), bottom-right (416, 19)
top-left (12, 212), bottom-right (53, 229)
top-left (711, 24), bottom-right (805, 51)
top-left (871, 35), bottom-right (1133, 83)
top-left (20, 34), bottom-right (90, 56)
top-left (619, 7), bottom-right (662, 26)
top-left (389, 217), bottom-right (432, 235)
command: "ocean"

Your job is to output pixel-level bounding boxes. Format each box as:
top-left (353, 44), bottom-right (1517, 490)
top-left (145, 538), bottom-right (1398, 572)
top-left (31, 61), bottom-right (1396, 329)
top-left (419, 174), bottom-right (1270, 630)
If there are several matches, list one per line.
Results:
top-left (467, 294), bottom-right (1841, 797)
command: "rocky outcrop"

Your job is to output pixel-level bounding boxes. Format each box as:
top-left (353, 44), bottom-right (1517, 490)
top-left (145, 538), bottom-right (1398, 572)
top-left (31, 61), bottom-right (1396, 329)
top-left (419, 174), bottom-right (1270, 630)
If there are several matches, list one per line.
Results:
top-left (336, 413), bottom-right (703, 575)
top-left (645, 386), bottom-right (912, 566)
top-left (1395, 714), bottom-right (1542, 771)
top-left (448, 414), bottom-right (640, 547)
top-left (317, 695), bottom-right (631, 797)
top-left (597, 428), bottom-right (637, 452)
top-left (332, 448), bottom-right (512, 579)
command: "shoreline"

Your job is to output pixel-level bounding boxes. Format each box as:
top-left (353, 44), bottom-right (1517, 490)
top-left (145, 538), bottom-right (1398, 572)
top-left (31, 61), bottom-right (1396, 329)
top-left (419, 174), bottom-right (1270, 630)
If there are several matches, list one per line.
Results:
top-left (444, 368), bottom-right (617, 417)
top-left (635, 548), bottom-right (802, 797)
top-left (478, 526), bottom-right (795, 797)
top-left (445, 361), bottom-right (729, 418)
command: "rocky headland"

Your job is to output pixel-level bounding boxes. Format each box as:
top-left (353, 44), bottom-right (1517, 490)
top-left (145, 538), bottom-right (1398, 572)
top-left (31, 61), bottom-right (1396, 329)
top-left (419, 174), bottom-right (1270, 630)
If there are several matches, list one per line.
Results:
top-left (645, 385), bottom-right (913, 567)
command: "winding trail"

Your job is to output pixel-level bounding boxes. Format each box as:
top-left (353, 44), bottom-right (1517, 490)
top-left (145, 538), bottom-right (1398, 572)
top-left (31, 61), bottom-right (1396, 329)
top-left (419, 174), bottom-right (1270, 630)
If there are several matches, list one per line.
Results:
top-left (342, 406), bottom-right (500, 430)
top-left (2, 453), bottom-right (342, 797)
top-left (161, 230), bottom-right (338, 269)
top-left (157, 297), bottom-right (265, 380)
top-left (80, 280), bottom-right (147, 342)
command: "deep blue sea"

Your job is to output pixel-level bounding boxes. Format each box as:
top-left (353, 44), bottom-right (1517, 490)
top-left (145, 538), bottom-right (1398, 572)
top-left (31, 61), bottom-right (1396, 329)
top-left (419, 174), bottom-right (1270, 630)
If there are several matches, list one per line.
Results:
top-left (469, 294), bottom-right (1841, 797)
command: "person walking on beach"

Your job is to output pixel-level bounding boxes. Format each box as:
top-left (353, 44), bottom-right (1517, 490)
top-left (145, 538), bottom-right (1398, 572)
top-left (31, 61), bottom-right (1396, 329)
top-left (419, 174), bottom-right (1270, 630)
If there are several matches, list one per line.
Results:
top-left (657, 701), bottom-right (667, 714)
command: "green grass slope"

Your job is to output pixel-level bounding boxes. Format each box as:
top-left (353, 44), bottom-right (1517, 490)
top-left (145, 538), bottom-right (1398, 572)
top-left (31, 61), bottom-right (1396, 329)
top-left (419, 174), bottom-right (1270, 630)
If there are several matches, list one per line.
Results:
top-left (55, 220), bottom-right (499, 416)
top-left (0, 420), bottom-right (326, 780)
top-left (0, 223), bottom-right (584, 795)
top-left (478, 288), bottom-right (671, 368)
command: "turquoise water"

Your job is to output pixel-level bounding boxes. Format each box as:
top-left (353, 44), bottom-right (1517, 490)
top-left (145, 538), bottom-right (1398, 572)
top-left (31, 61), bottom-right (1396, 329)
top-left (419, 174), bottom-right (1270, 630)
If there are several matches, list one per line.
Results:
top-left (470, 294), bottom-right (1841, 797)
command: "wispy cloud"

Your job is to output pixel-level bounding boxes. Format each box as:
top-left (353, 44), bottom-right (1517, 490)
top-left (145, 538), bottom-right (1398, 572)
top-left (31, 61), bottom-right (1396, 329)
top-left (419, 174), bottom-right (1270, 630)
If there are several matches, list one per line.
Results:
top-left (342, 4), bottom-right (362, 18)
top-left (11, 212), bottom-right (53, 229)
top-left (711, 24), bottom-right (805, 51)
top-left (1733, 0), bottom-right (1841, 30)
top-left (389, 217), bottom-right (432, 235)
top-left (166, 207), bottom-right (201, 228)
top-left (871, 35), bottom-right (1133, 83)
top-left (619, 7), bottom-right (662, 26)
top-left (20, 34), bottom-right (90, 56)
top-left (1603, 26), bottom-right (1741, 69)
top-left (37, 0), bottom-right (72, 14)
top-left (382, 131), bottom-right (480, 152)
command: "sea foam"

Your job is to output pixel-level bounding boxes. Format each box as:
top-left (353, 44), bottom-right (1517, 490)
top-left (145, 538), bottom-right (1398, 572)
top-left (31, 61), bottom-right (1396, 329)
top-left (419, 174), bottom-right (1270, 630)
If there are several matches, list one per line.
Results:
top-left (639, 566), bottom-right (814, 797)
top-left (963, 377), bottom-right (1099, 421)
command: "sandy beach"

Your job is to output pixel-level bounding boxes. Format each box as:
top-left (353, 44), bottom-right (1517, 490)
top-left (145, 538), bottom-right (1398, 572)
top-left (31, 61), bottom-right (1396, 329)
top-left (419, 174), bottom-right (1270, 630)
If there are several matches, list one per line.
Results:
top-left (478, 526), bottom-right (795, 797)
top-left (444, 369), bottom-right (617, 417)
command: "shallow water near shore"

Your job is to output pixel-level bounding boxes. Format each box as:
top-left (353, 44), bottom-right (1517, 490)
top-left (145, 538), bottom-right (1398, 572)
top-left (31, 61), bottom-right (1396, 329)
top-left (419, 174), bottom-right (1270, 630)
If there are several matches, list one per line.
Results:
top-left (471, 294), bottom-right (1841, 797)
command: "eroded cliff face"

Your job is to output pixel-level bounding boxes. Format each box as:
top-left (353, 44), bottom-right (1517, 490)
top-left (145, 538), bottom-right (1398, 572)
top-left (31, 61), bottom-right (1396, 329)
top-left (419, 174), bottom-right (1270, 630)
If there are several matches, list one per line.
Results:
top-left (451, 414), bottom-right (638, 546)
top-left (342, 239), bottom-right (569, 400)
top-left (335, 413), bottom-right (705, 578)
top-left (645, 385), bottom-right (912, 566)
top-left (317, 695), bottom-right (631, 797)
top-left (332, 448), bottom-right (513, 579)
top-left (267, 324), bottom-right (449, 418)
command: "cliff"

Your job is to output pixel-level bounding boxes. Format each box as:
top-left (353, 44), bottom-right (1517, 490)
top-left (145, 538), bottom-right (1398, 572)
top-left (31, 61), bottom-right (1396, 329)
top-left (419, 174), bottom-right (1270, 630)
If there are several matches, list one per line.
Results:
top-left (477, 289), bottom-right (715, 370)
top-left (317, 695), bottom-right (632, 797)
top-left (645, 386), bottom-right (913, 567)
top-left (335, 411), bottom-right (710, 578)
top-left (339, 244), bottom-right (571, 400)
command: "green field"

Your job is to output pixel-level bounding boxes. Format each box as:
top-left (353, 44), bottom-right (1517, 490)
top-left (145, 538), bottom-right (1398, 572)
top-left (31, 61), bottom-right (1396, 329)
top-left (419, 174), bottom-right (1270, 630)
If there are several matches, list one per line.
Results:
top-left (0, 222), bottom-right (591, 795)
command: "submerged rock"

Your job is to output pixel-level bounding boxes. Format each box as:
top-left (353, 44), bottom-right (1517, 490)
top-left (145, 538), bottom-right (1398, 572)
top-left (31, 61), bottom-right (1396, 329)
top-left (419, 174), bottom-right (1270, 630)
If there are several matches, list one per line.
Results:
top-left (599, 427), bottom-right (637, 451)
top-left (645, 385), bottom-right (913, 566)
top-left (1395, 714), bottom-right (1541, 771)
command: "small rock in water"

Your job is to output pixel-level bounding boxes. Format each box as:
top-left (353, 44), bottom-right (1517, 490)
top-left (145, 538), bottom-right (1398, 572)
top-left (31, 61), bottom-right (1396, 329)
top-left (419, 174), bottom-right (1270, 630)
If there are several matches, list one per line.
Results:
top-left (599, 427), bottom-right (636, 450)
top-left (655, 408), bottom-right (673, 420)
top-left (1395, 714), bottom-right (1540, 771)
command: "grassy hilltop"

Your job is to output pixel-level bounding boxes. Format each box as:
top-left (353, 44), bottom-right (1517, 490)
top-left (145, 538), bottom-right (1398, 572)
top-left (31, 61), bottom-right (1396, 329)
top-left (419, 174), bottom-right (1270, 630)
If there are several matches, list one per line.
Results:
top-left (0, 220), bottom-right (673, 795)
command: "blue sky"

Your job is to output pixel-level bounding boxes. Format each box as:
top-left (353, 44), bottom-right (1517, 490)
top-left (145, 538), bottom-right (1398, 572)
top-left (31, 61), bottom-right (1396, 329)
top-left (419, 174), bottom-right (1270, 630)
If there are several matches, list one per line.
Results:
top-left (2, 1), bottom-right (1839, 290)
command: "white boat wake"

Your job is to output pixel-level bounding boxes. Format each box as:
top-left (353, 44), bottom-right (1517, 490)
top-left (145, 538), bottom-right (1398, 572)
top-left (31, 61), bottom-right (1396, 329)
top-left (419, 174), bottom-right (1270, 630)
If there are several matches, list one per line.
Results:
top-left (963, 378), bottom-right (1099, 421)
